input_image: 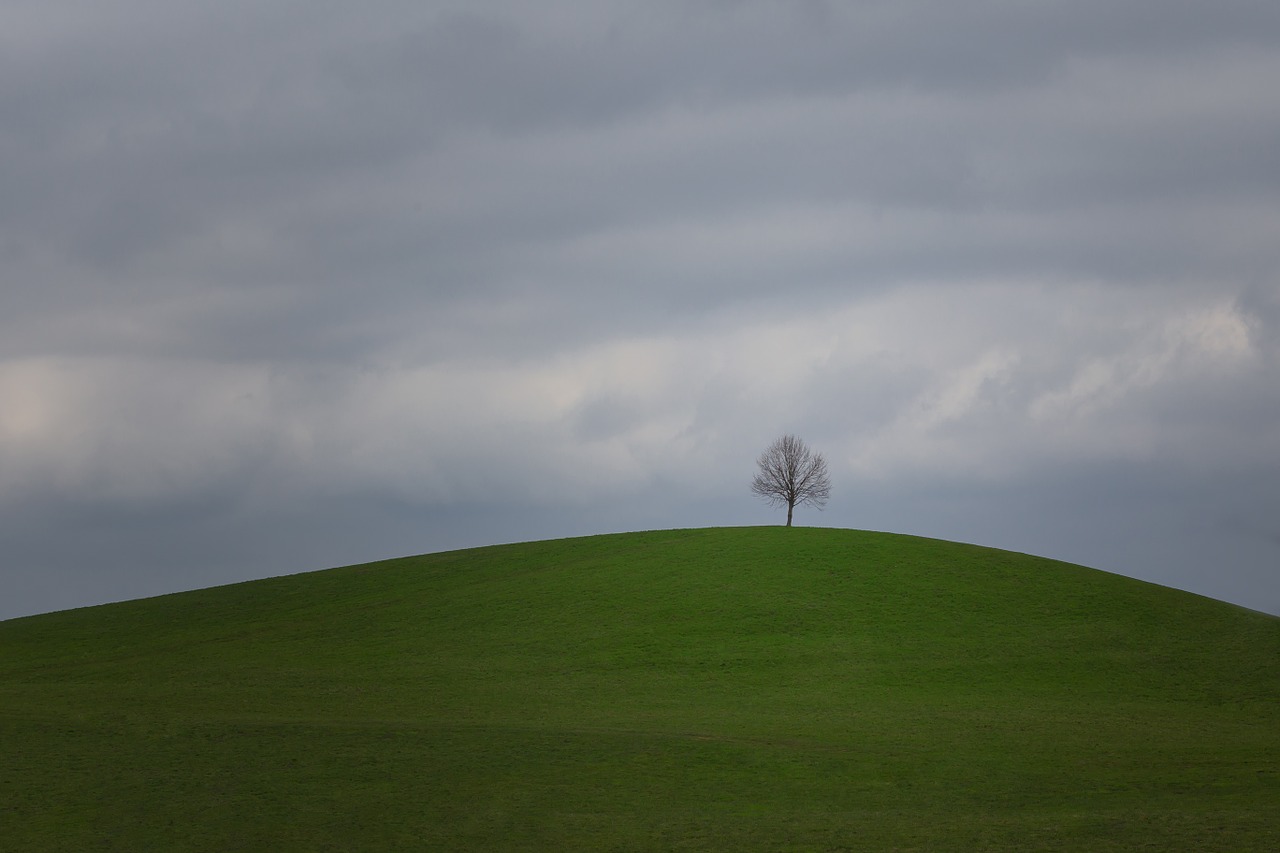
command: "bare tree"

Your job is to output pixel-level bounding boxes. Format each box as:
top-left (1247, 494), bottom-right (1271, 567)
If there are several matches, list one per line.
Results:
top-left (751, 434), bottom-right (831, 526)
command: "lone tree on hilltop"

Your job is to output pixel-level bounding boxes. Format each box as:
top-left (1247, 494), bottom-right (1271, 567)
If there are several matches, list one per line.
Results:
top-left (751, 434), bottom-right (831, 527)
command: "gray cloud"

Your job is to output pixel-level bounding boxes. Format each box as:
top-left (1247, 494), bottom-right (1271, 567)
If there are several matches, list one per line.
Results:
top-left (2, 0), bottom-right (1279, 620)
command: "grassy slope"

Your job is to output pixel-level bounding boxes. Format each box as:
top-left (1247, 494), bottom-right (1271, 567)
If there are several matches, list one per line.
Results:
top-left (1, 527), bottom-right (1277, 851)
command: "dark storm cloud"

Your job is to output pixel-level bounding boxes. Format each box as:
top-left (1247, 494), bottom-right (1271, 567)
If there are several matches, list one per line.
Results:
top-left (2, 0), bottom-right (1279, 619)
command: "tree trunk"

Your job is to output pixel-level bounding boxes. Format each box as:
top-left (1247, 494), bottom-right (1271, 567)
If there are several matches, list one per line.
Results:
top-left (786, 501), bottom-right (794, 527)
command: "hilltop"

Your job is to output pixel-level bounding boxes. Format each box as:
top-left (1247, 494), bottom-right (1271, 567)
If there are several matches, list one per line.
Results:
top-left (2, 527), bottom-right (1277, 850)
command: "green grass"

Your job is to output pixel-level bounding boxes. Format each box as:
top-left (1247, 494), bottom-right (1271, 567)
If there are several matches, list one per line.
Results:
top-left (2, 527), bottom-right (1277, 851)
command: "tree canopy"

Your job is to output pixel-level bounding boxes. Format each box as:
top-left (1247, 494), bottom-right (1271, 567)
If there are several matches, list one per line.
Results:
top-left (751, 434), bottom-right (830, 526)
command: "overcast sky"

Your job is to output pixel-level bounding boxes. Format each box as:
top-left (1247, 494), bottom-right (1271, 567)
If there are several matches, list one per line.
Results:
top-left (3, 0), bottom-right (1279, 621)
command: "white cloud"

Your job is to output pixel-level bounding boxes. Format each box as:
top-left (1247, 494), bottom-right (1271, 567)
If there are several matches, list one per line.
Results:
top-left (0, 357), bottom-right (279, 506)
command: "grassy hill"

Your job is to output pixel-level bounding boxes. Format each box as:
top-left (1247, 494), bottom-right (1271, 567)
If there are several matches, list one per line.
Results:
top-left (2, 527), bottom-right (1277, 851)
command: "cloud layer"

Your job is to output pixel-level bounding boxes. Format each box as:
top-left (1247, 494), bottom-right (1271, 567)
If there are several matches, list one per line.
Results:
top-left (3, 1), bottom-right (1279, 618)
